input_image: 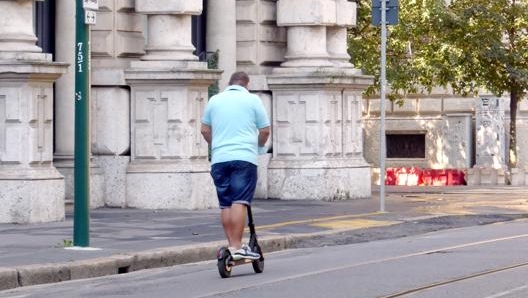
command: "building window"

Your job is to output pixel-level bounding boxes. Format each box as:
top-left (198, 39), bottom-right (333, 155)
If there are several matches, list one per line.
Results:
top-left (386, 133), bottom-right (426, 158)
top-left (191, 0), bottom-right (207, 61)
top-left (35, 0), bottom-right (55, 55)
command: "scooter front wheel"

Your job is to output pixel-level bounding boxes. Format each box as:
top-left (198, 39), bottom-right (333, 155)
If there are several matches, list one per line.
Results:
top-left (217, 247), bottom-right (232, 278)
top-left (251, 244), bottom-right (264, 273)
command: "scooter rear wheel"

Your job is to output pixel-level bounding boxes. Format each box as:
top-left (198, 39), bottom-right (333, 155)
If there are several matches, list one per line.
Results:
top-left (217, 248), bottom-right (232, 278)
top-left (251, 244), bottom-right (264, 273)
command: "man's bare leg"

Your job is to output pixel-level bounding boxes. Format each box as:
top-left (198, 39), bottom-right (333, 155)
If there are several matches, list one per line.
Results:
top-left (221, 204), bottom-right (247, 249)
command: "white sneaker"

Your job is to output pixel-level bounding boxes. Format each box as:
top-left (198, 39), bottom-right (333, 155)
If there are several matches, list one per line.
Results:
top-left (232, 244), bottom-right (260, 261)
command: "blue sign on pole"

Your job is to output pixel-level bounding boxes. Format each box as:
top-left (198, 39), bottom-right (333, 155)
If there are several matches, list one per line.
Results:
top-left (372, 0), bottom-right (399, 26)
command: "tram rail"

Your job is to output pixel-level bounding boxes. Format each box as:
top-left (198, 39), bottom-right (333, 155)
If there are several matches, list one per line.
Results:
top-left (380, 260), bottom-right (528, 298)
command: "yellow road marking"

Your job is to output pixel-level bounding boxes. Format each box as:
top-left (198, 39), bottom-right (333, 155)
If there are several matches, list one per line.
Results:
top-left (253, 212), bottom-right (385, 231)
top-left (311, 219), bottom-right (401, 230)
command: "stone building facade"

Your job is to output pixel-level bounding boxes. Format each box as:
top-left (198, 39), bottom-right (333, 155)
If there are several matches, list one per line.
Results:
top-left (0, 0), bottom-right (373, 223)
top-left (1, 0), bottom-right (525, 223)
top-left (364, 91), bottom-right (528, 186)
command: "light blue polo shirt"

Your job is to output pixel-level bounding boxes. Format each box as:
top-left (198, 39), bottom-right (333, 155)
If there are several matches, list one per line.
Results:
top-left (202, 85), bottom-right (270, 165)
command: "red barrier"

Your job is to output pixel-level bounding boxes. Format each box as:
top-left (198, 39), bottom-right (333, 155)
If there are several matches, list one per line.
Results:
top-left (384, 167), bottom-right (465, 186)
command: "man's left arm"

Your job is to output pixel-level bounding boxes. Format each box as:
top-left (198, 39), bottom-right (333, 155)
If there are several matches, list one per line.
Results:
top-left (258, 126), bottom-right (270, 147)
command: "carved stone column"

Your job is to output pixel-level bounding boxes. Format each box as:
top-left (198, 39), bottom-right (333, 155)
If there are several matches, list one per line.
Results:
top-left (0, 0), bottom-right (68, 223)
top-left (207, 0), bottom-right (236, 90)
top-left (277, 0), bottom-right (336, 67)
top-left (125, 0), bottom-right (221, 209)
top-left (327, 0), bottom-right (356, 67)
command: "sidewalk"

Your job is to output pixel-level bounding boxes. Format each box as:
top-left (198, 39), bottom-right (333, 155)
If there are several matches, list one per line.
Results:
top-left (1, 185), bottom-right (528, 290)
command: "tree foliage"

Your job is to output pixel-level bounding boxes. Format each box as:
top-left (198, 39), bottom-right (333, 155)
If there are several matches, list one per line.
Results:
top-left (348, 0), bottom-right (448, 98)
top-left (349, 0), bottom-right (528, 169)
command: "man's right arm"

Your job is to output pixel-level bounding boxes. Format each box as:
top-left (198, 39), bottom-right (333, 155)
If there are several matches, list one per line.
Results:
top-left (201, 123), bottom-right (212, 145)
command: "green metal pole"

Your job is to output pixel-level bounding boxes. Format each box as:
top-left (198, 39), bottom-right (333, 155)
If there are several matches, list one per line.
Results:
top-left (379, 0), bottom-right (387, 213)
top-left (74, 0), bottom-right (90, 247)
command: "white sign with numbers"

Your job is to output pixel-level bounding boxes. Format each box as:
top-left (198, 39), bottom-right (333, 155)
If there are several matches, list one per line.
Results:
top-left (85, 10), bottom-right (97, 25)
top-left (83, 0), bottom-right (99, 10)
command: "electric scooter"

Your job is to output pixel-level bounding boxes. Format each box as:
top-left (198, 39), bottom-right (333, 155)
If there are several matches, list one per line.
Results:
top-left (216, 206), bottom-right (264, 278)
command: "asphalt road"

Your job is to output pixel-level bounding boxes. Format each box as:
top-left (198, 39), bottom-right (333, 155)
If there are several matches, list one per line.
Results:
top-left (2, 218), bottom-right (528, 298)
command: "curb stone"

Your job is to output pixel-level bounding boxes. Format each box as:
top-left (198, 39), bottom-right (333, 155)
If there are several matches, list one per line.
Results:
top-left (17, 263), bottom-right (70, 287)
top-left (0, 267), bottom-right (18, 291)
top-left (0, 233), bottom-right (323, 291)
top-left (69, 256), bottom-right (132, 280)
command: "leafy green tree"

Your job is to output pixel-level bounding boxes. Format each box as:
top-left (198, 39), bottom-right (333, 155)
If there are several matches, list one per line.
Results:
top-left (348, 0), bottom-right (447, 98)
top-left (349, 0), bottom-right (528, 170)
top-left (439, 0), bottom-right (528, 169)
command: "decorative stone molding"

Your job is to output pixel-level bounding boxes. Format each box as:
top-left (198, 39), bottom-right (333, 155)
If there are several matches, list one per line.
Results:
top-left (277, 0), bottom-right (335, 25)
top-left (124, 69), bottom-right (221, 209)
top-left (236, 0), bottom-right (287, 75)
top-left (442, 114), bottom-right (472, 169)
top-left (125, 69), bottom-right (219, 164)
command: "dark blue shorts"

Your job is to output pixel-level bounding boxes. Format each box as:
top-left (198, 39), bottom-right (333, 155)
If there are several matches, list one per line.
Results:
top-left (210, 161), bottom-right (258, 209)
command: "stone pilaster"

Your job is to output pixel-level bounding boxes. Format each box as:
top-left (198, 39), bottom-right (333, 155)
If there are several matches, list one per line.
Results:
top-left (267, 70), bottom-right (373, 200)
top-left (0, 0), bottom-right (68, 223)
top-left (125, 0), bottom-right (222, 209)
top-left (467, 96), bottom-right (507, 185)
top-left (233, 0), bottom-right (284, 198)
top-left (54, 0), bottom-right (75, 160)
top-left (516, 99), bottom-right (528, 169)
top-left (503, 96), bottom-right (528, 185)
top-left (89, 0), bottom-right (145, 207)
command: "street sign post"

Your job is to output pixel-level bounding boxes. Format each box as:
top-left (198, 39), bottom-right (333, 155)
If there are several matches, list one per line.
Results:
top-left (372, 0), bottom-right (399, 25)
top-left (372, 0), bottom-right (399, 213)
top-left (74, 0), bottom-right (92, 247)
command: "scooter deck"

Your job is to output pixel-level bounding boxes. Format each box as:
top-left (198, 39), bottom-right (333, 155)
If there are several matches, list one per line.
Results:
top-left (228, 257), bottom-right (258, 267)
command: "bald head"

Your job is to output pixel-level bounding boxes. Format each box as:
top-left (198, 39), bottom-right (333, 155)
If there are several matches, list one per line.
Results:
top-left (228, 71), bottom-right (250, 88)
